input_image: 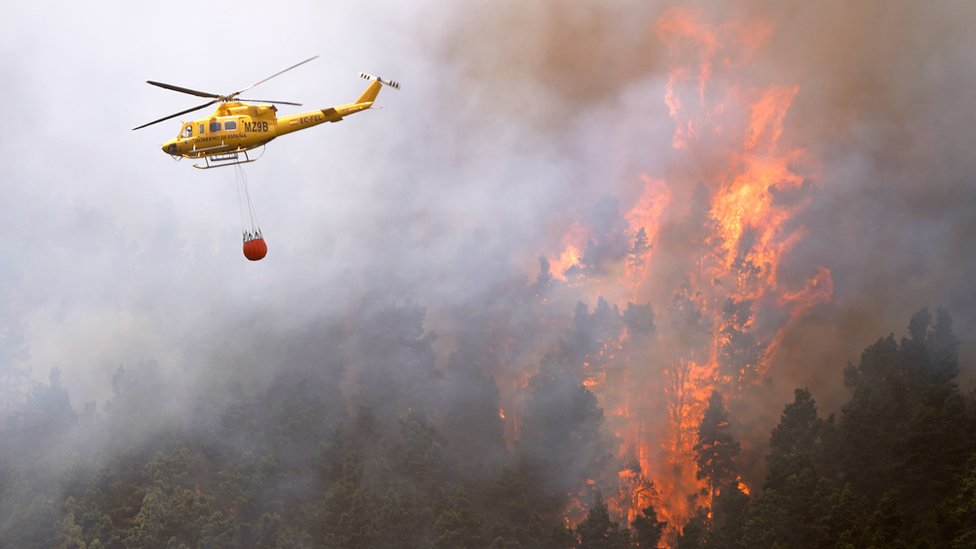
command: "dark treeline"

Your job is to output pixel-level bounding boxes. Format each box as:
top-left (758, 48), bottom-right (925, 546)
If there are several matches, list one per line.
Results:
top-left (1, 303), bottom-right (975, 548)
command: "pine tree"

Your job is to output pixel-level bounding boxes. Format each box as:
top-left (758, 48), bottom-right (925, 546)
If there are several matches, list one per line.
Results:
top-left (693, 391), bottom-right (741, 497)
top-left (718, 298), bottom-right (763, 391)
top-left (534, 255), bottom-right (555, 296)
top-left (432, 493), bottom-right (483, 549)
top-left (631, 502), bottom-right (666, 548)
top-left (627, 227), bottom-right (651, 280)
top-left (865, 491), bottom-right (908, 549)
top-left (675, 511), bottom-right (706, 549)
top-left (576, 491), bottom-right (630, 549)
top-left (838, 308), bottom-right (976, 534)
top-left (765, 388), bottom-right (823, 491)
top-left (520, 351), bottom-right (609, 504)
top-left (440, 338), bottom-right (506, 467)
top-left (939, 456), bottom-right (976, 548)
top-left (708, 481), bottom-right (749, 547)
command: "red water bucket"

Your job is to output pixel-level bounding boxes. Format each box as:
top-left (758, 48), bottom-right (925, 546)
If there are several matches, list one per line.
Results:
top-left (243, 237), bottom-right (268, 261)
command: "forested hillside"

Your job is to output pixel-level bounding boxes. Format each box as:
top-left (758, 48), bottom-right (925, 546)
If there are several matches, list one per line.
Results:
top-left (1, 306), bottom-right (974, 548)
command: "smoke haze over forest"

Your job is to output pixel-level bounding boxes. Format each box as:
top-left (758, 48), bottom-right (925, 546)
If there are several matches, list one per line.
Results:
top-left (1, 0), bottom-right (973, 403)
top-left (1, 0), bottom-right (975, 547)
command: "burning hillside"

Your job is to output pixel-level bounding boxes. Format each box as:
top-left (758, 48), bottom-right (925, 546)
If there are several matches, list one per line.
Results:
top-left (531, 6), bottom-right (834, 534)
top-left (3, 1), bottom-right (975, 548)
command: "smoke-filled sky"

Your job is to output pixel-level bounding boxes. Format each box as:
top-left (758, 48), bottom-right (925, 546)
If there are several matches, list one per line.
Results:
top-left (1, 0), bottom-right (974, 410)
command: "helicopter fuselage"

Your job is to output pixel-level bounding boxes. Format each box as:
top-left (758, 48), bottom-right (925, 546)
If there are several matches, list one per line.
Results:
top-left (161, 99), bottom-right (372, 159)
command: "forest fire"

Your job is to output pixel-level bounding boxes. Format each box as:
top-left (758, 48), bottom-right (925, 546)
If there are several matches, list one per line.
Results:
top-left (3, 1), bottom-right (973, 547)
top-left (538, 7), bottom-right (833, 540)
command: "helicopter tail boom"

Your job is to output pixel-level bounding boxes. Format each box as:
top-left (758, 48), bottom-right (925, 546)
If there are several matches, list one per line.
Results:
top-left (272, 72), bottom-right (400, 137)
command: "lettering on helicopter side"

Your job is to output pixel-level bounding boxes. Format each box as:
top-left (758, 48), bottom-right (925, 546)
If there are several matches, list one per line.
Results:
top-left (299, 114), bottom-right (323, 124)
top-left (197, 133), bottom-right (247, 144)
top-left (243, 121), bottom-right (270, 132)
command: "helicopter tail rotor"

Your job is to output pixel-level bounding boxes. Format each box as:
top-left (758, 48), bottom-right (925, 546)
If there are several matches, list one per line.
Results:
top-left (359, 72), bottom-right (400, 90)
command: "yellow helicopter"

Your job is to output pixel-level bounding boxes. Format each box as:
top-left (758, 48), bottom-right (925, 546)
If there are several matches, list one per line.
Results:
top-left (133, 56), bottom-right (399, 169)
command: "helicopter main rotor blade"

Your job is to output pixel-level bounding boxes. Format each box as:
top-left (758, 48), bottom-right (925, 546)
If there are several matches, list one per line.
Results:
top-left (235, 98), bottom-right (303, 106)
top-left (146, 80), bottom-right (222, 99)
top-left (132, 99), bottom-right (219, 130)
top-left (232, 55), bottom-right (319, 97)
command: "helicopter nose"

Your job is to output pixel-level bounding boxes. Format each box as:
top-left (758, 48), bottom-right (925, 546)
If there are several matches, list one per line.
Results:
top-left (162, 141), bottom-right (178, 155)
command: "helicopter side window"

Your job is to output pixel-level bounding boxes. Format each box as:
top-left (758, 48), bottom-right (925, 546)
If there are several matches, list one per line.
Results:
top-left (182, 125), bottom-right (193, 138)
top-left (210, 120), bottom-right (222, 133)
top-left (225, 120), bottom-right (238, 131)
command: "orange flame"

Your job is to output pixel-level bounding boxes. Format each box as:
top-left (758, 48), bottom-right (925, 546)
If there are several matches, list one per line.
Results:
top-left (550, 247), bottom-right (580, 282)
top-left (527, 7), bottom-right (833, 544)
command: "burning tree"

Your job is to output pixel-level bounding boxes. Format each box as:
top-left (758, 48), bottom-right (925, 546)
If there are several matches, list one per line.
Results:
top-left (527, 5), bottom-right (835, 537)
top-left (692, 391), bottom-right (741, 500)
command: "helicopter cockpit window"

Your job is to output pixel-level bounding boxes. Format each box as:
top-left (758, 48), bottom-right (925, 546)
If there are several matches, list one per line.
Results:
top-left (209, 120), bottom-right (222, 133)
top-left (182, 125), bottom-right (193, 138)
top-left (224, 120), bottom-right (238, 131)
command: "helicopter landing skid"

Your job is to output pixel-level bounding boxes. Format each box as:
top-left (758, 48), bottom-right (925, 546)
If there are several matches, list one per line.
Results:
top-left (193, 148), bottom-right (262, 170)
